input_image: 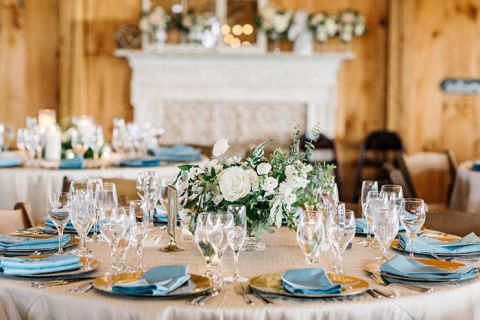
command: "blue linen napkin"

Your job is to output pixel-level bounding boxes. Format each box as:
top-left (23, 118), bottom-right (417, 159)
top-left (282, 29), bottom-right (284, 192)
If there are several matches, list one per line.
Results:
top-left (148, 145), bottom-right (201, 162)
top-left (0, 156), bottom-right (22, 168)
top-left (112, 265), bottom-right (190, 295)
top-left (0, 234), bottom-right (71, 251)
top-left (0, 255), bottom-right (82, 275)
top-left (381, 254), bottom-right (478, 281)
top-left (59, 156), bottom-right (85, 169)
top-left (44, 218), bottom-right (98, 232)
top-left (355, 218), bottom-right (405, 234)
top-left (119, 157), bottom-right (161, 168)
top-left (399, 232), bottom-right (480, 254)
top-left (281, 268), bottom-right (342, 295)
top-left (472, 161), bottom-right (480, 172)
top-left (153, 205), bottom-right (181, 223)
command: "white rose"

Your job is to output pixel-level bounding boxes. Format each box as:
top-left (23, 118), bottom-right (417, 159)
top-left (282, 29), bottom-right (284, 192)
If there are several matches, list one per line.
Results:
top-left (316, 27), bottom-right (328, 42)
top-left (285, 165), bottom-right (297, 178)
top-left (264, 177), bottom-right (278, 193)
top-left (286, 175), bottom-right (307, 189)
top-left (218, 167), bottom-right (251, 202)
top-left (310, 13), bottom-right (325, 25)
top-left (256, 163), bottom-right (272, 175)
top-left (325, 18), bottom-right (337, 36)
top-left (341, 11), bottom-right (355, 24)
top-left (341, 31), bottom-right (352, 43)
top-left (246, 169), bottom-right (259, 191)
top-left (213, 194), bottom-right (224, 205)
top-left (354, 23), bottom-right (365, 36)
top-left (272, 13), bottom-right (291, 34)
top-left (213, 138), bottom-right (230, 157)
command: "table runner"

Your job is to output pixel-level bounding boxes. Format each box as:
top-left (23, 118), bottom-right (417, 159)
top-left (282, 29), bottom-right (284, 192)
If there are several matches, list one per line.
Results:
top-left (0, 228), bottom-right (479, 320)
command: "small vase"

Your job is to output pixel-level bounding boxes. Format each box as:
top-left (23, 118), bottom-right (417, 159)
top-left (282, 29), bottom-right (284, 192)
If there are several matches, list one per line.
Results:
top-left (243, 224), bottom-right (266, 252)
top-left (293, 31), bottom-right (313, 55)
top-left (154, 29), bottom-right (167, 51)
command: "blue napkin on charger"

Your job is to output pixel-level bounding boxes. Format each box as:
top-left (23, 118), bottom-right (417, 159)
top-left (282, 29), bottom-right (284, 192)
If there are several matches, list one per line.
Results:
top-left (59, 156), bottom-right (85, 170)
top-left (281, 268), bottom-right (342, 295)
top-left (44, 218), bottom-right (98, 232)
top-left (0, 234), bottom-right (71, 251)
top-left (153, 205), bottom-right (181, 223)
top-left (112, 265), bottom-right (190, 295)
top-left (399, 232), bottom-right (480, 255)
top-left (381, 254), bottom-right (478, 281)
top-left (355, 218), bottom-right (405, 234)
top-left (148, 145), bottom-right (201, 162)
top-left (0, 156), bottom-right (22, 168)
top-left (0, 255), bottom-right (82, 275)
top-left (119, 157), bottom-right (161, 168)
top-left (472, 161), bottom-right (480, 172)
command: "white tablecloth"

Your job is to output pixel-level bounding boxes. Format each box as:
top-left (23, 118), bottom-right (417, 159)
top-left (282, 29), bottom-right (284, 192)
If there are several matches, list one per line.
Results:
top-left (0, 165), bottom-right (180, 222)
top-left (450, 161), bottom-right (480, 213)
top-left (0, 229), bottom-right (479, 320)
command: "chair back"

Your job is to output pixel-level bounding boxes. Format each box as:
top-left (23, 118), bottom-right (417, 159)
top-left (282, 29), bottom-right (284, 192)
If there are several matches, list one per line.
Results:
top-left (399, 151), bottom-right (457, 205)
top-left (425, 210), bottom-right (480, 237)
top-left (0, 203), bottom-right (34, 233)
top-left (383, 162), bottom-right (416, 198)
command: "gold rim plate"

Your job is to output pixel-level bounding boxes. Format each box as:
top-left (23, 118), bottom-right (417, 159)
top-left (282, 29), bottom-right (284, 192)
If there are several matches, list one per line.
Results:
top-left (248, 272), bottom-right (369, 298)
top-left (92, 273), bottom-right (212, 298)
top-left (390, 238), bottom-right (480, 257)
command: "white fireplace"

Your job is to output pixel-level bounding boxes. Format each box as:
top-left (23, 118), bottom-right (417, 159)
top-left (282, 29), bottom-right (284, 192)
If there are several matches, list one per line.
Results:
top-left (116, 49), bottom-right (353, 149)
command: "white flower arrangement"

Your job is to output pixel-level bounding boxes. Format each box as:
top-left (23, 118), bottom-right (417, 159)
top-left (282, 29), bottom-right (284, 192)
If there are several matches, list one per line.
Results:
top-left (308, 12), bottom-right (338, 43)
top-left (180, 13), bottom-right (219, 45)
top-left (139, 6), bottom-right (171, 34)
top-left (176, 126), bottom-right (336, 237)
top-left (337, 9), bottom-right (366, 43)
top-left (258, 4), bottom-right (293, 40)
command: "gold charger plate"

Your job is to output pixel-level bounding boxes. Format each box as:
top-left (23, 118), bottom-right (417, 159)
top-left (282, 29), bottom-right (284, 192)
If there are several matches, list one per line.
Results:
top-left (0, 235), bottom-right (79, 256)
top-left (15, 256), bottom-right (99, 278)
top-left (92, 272), bottom-right (212, 298)
top-left (248, 272), bottom-right (369, 298)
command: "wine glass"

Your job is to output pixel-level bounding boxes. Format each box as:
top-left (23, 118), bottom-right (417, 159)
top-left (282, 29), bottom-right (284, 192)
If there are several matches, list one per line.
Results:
top-left (99, 206), bottom-right (130, 275)
top-left (381, 185), bottom-right (403, 210)
top-left (328, 205), bottom-right (355, 276)
top-left (91, 127), bottom-right (104, 160)
top-left (143, 171), bottom-right (160, 227)
top-left (129, 200), bottom-right (150, 271)
top-left (70, 179), bottom-right (88, 195)
top-left (373, 203), bottom-right (399, 262)
top-left (359, 180), bottom-right (378, 246)
top-left (47, 192), bottom-right (71, 255)
top-left (70, 191), bottom-right (96, 257)
top-left (206, 211), bottom-right (233, 286)
top-left (364, 191), bottom-right (384, 246)
top-left (194, 213), bottom-right (216, 279)
top-left (71, 127), bottom-right (90, 157)
top-left (158, 178), bottom-right (170, 212)
top-left (399, 198), bottom-right (426, 258)
top-left (136, 172), bottom-right (146, 201)
top-left (296, 210), bottom-right (323, 267)
top-left (87, 178), bottom-right (103, 242)
top-left (225, 205), bottom-right (247, 282)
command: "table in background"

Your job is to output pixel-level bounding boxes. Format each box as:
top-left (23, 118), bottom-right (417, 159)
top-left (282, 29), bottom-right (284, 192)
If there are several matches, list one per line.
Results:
top-left (0, 165), bottom-right (180, 223)
top-left (0, 228), bottom-right (479, 320)
top-left (450, 161), bottom-right (480, 213)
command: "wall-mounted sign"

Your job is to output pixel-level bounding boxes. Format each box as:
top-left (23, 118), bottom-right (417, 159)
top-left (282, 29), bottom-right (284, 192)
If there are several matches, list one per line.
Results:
top-left (440, 78), bottom-right (480, 95)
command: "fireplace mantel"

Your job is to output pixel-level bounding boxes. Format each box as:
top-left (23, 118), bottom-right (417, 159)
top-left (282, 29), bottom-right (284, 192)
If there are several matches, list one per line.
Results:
top-left (116, 49), bottom-right (353, 142)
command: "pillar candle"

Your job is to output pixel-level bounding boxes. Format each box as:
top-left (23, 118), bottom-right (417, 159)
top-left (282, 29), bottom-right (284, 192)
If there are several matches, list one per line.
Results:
top-left (45, 125), bottom-right (61, 161)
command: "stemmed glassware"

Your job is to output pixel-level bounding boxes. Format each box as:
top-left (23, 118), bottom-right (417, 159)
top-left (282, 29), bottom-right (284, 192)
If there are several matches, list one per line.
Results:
top-left (225, 205), bottom-right (247, 282)
top-left (381, 185), bottom-right (404, 212)
top-left (373, 202), bottom-right (399, 262)
top-left (206, 211), bottom-right (233, 286)
top-left (364, 191), bottom-right (384, 247)
top-left (138, 171), bottom-right (160, 227)
top-left (70, 191), bottom-right (96, 257)
top-left (87, 178), bottom-right (103, 242)
top-left (399, 198), bottom-right (426, 258)
top-left (47, 192), bottom-right (71, 255)
top-left (129, 200), bottom-right (150, 272)
top-left (101, 182), bottom-right (119, 207)
top-left (70, 180), bottom-right (88, 195)
top-left (359, 180), bottom-right (378, 246)
top-left (296, 210), bottom-right (323, 267)
top-left (327, 204), bottom-right (355, 276)
top-left (194, 213), bottom-right (216, 279)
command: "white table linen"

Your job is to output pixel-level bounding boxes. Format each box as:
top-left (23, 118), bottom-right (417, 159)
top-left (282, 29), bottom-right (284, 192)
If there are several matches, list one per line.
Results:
top-left (450, 161), bottom-right (480, 213)
top-left (0, 228), bottom-right (479, 320)
top-left (0, 165), bottom-right (180, 222)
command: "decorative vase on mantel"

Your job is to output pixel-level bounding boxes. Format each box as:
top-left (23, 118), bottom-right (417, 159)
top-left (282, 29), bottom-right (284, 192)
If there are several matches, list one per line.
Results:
top-left (293, 31), bottom-right (314, 55)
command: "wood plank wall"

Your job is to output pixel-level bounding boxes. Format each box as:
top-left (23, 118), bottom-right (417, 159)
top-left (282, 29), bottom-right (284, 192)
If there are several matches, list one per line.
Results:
top-left (0, 0), bottom-right (479, 201)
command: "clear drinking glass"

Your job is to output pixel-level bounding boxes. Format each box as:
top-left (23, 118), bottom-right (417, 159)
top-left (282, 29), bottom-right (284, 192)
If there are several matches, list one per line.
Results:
top-left (296, 210), bottom-right (323, 267)
top-left (99, 206), bottom-right (129, 275)
top-left (158, 178), bottom-right (170, 212)
top-left (136, 172), bottom-right (146, 201)
top-left (399, 198), bottom-right (426, 258)
top-left (206, 211), bottom-right (233, 285)
top-left (381, 185), bottom-right (403, 209)
top-left (328, 205), bottom-right (355, 275)
top-left (91, 127), bottom-right (104, 160)
top-left (143, 172), bottom-right (160, 227)
top-left (194, 213), bottom-right (216, 279)
top-left (117, 206), bottom-right (136, 272)
top-left (70, 191), bottom-right (96, 257)
top-left (47, 192), bottom-right (71, 255)
top-left (364, 191), bottom-right (384, 245)
top-left (70, 179), bottom-right (88, 195)
top-left (87, 178), bottom-right (103, 242)
top-left (373, 204), bottom-right (399, 262)
top-left (225, 205), bottom-right (247, 282)
top-left (102, 183), bottom-right (119, 207)
top-left (129, 200), bottom-right (150, 271)
top-left (359, 180), bottom-right (378, 246)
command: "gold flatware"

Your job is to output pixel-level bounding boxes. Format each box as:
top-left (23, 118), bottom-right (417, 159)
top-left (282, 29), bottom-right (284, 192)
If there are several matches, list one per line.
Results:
top-left (370, 272), bottom-right (432, 293)
top-left (242, 282), bottom-right (273, 304)
top-left (234, 281), bottom-right (255, 305)
top-left (31, 276), bottom-right (96, 289)
top-left (69, 281), bottom-right (93, 293)
top-left (194, 289), bottom-right (223, 306)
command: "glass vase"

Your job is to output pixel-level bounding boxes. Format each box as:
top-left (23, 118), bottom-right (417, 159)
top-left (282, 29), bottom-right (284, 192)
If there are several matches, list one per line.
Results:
top-left (242, 222), bottom-right (265, 252)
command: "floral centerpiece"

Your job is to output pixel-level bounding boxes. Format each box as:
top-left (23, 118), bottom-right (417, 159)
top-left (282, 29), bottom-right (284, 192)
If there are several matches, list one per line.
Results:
top-left (180, 12), bottom-right (219, 47)
top-left (337, 9), bottom-right (366, 44)
top-left (308, 12), bottom-right (338, 44)
top-left (139, 6), bottom-right (171, 47)
top-left (175, 126), bottom-right (336, 245)
top-left (257, 4), bottom-right (293, 44)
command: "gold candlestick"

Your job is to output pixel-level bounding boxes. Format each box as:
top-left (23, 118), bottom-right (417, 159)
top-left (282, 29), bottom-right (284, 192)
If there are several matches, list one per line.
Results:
top-left (159, 184), bottom-right (184, 252)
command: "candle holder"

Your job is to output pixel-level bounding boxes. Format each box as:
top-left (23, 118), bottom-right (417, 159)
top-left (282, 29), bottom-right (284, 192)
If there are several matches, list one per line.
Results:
top-left (159, 185), bottom-right (184, 252)
top-left (38, 109), bottom-right (57, 128)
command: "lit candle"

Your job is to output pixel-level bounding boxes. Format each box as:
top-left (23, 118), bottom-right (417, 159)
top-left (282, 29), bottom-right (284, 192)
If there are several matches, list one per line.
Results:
top-left (44, 124), bottom-right (61, 161)
top-left (38, 109), bottom-right (57, 128)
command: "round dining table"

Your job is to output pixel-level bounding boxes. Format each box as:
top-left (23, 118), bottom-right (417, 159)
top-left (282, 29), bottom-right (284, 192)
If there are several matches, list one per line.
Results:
top-left (450, 161), bottom-right (480, 213)
top-left (0, 228), bottom-right (479, 320)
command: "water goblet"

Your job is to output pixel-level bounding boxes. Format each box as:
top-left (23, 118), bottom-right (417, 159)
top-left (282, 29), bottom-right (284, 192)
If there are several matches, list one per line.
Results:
top-left (194, 213), bottom-right (216, 279)
top-left (70, 191), bottom-right (96, 257)
top-left (399, 198), bottom-right (426, 258)
top-left (47, 192), bottom-right (71, 255)
top-left (225, 205), bottom-right (247, 282)
top-left (70, 179), bottom-right (88, 195)
top-left (206, 211), bottom-right (233, 286)
top-left (142, 171), bottom-right (160, 227)
top-left (296, 210), bottom-right (323, 267)
top-left (359, 180), bottom-right (378, 246)
top-left (129, 200), bottom-right (150, 271)
top-left (87, 178), bottom-right (103, 242)
top-left (99, 206), bottom-right (129, 275)
top-left (327, 206), bottom-right (355, 276)
top-left (364, 191), bottom-right (385, 246)
top-left (373, 204), bottom-right (399, 262)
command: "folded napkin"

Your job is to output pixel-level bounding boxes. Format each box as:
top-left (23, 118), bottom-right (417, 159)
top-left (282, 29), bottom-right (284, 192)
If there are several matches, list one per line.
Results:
top-left (0, 255), bottom-right (82, 275)
top-left (472, 161), bottom-right (480, 172)
top-left (153, 205), bottom-right (181, 223)
top-left (399, 232), bottom-right (480, 255)
top-left (281, 268), bottom-right (342, 295)
top-left (381, 254), bottom-right (478, 281)
top-left (112, 265), bottom-right (190, 295)
top-left (148, 145), bottom-right (201, 162)
top-left (59, 156), bottom-right (85, 170)
top-left (119, 157), bottom-right (161, 168)
top-left (44, 218), bottom-right (98, 232)
top-left (356, 218), bottom-right (405, 234)
top-left (0, 156), bottom-right (22, 168)
top-left (0, 234), bottom-right (71, 251)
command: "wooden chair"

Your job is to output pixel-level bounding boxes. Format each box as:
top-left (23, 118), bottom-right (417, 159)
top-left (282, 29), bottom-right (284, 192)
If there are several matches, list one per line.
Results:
top-left (398, 151), bottom-right (457, 207)
top-left (425, 210), bottom-right (480, 237)
top-left (0, 202), bottom-right (35, 233)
